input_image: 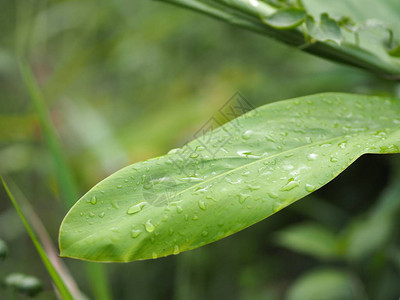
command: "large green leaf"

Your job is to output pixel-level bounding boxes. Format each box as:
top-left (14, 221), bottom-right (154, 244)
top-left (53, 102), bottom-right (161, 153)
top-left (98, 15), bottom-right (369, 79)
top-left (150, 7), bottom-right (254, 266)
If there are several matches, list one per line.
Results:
top-left (59, 93), bottom-right (400, 262)
top-left (275, 222), bottom-right (340, 260)
top-left (156, 0), bottom-right (400, 79)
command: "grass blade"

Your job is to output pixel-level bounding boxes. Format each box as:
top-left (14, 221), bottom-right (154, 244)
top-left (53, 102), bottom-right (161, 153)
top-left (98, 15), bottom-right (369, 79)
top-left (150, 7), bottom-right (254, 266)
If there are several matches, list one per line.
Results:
top-left (6, 179), bottom-right (86, 299)
top-left (1, 177), bottom-right (74, 300)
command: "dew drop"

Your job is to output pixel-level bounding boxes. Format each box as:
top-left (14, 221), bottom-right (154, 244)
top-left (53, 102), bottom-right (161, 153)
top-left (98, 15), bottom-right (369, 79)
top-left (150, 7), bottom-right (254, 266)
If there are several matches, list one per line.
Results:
top-left (99, 212), bottom-right (105, 218)
top-left (198, 200), bottom-right (206, 210)
top-left (305, 184), bottom-right (316, 192)
top-left (242, 130), bottom-right (253, 140)
top-left (238, 150), bottom-right (252, 157)
top-left (117, 185), bottom-right (123, 189)
top-left (176, 206), bottom-right (183, 213)
top-left (280, 179), bottom-right (299, 191)
top-left (168, 148), bottom-right (181, 155)
top-left (193, 215), bottom-right (199, 220)
top-left (330, 156), bottom-right (338, 162)
top-left (143, 182), bottom-right (152, 190)
top-left (320, 143), bottom-right (332, 148)
top-left (201, 230), bottom-right (209, 237)
top-left (127, 202), bottom-right (146, 215)
top-left (248, 184), bottom-right (260, 191)
top-left (238, 193), bottom-right (249, 204)
top-left (190, 152), bottom-right (199, 158)
top-left (131, 229), bottom-right (142, 238)
top-left (152, 252), bottom-right (158, 259)
top-left (173, 245), bottom-right (180, 255)
top-left (268, 192), bottom-right (278, 199)
top-left (206, 195), bottom-right (216, 202)
top-left (307, 153), bottom-right (318, 161)
top-left (90, 196), bottom-right (97, 205)
top-left (145, 220), bottom-right (155, 232)
top-left (196, 146), bottom-right (205, 152)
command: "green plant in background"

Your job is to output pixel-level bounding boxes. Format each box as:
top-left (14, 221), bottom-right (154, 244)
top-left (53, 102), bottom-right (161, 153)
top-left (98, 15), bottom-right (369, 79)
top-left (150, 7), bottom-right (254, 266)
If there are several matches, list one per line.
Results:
top-left (1, 0), bottom-right (400, 299)
top-left (156, 0), bottom-right (400, 79)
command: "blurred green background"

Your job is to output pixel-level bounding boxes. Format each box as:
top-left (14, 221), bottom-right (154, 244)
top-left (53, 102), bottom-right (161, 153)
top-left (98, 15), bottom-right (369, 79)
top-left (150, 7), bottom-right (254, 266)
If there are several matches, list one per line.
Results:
top-left (1, 0), bottom-right (400, 299)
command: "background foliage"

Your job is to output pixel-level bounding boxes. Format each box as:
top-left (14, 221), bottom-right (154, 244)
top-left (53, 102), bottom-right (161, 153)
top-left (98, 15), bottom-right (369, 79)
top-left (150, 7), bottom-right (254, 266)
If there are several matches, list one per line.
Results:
top-left (0, 0), bottom-right (399, 299)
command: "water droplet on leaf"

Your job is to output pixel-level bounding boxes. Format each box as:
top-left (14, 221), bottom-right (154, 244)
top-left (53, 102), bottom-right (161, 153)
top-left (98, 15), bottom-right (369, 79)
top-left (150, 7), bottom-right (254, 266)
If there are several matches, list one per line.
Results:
top-left (131, 230), bottom-right (142, 238)
top-left (173, 245), bottom-right (180, 255)
top-left (280, 179), bottom-right (299, 191)
top-left (305, 184), bottom-right (316, 192)
top-left (198, 200), bottom-right (206, 210)
top-left (90, 196), bottom-right (97, 205)
top-left (145, 220), bottom-right (155, 232)
top-left (127, 202), bottom-right (146, 215)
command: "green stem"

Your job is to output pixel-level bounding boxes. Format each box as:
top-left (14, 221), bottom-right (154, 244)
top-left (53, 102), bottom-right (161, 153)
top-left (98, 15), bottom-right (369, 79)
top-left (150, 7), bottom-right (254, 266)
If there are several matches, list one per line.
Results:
top-left (1, 177), bottom-right (74, 300)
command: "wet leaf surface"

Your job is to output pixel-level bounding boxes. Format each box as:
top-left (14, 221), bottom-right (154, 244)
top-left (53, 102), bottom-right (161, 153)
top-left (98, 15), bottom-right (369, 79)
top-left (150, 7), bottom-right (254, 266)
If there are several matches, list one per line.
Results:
top-left (59, 93), bottom-right (400, 262)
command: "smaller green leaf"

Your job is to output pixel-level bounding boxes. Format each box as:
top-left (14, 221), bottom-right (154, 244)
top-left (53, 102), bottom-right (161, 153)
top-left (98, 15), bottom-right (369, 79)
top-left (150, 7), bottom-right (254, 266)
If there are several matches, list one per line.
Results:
top-left (4, 273), bottom-right (43, 297)
top-left (262, 8), bottom-right (306, 29)
top-left (287, 269), bottom-right (357, 300)
top-left (342, 216), bottom-right (392, 261)
top-left (275, 222), bottom-right (339, 260)
top-left (306, 13), bottom-right (342, 44)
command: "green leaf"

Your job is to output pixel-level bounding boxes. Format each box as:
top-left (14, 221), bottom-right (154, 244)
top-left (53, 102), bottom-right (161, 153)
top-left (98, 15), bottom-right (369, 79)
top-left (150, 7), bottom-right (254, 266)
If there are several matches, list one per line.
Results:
top-left (275, 222), bottom-right (339, 260)
top-left (59, 93), bottom-right (400, 262)
top-left (262, 8), bottom-right (306, 29)
top-left (305, 14), bottom-right (342, 44)
top-left (340, 165), bottom-right (400, 260)
top-left (342, 216), bottom-right (391, 260)
top-left (287, 268), bottom-right (358, 300)
top-left (157, 0), bottom-right (400, 79)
